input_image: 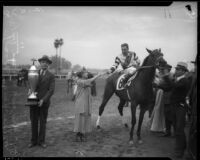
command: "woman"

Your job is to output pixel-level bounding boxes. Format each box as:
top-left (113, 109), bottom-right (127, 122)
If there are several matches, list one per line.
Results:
top-left (149, 64), bottom-right (173, 133)
top-left (73, 69), bottom-right (102, 142)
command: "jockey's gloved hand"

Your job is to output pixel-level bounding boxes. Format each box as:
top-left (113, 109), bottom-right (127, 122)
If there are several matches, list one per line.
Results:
top-left (107, 67), bottom-right (115, 74)
top-left (107, 69), bottom-right (112, 74)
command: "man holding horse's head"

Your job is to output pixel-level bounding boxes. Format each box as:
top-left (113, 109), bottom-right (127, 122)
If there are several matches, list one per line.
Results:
top-left (168, 61), bottom-right (190, 158)
top-left (107, 43), bottom-right (141, 87)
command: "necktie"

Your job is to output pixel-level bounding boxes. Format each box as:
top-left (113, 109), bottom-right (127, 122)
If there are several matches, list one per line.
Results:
top-left (40, 70), bottom-right (45, 76)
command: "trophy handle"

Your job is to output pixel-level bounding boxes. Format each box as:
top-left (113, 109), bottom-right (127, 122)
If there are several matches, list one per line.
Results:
top-left (31, 58), bottom-right (37, 65)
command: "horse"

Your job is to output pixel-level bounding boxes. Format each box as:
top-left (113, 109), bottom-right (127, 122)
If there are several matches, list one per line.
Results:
top-left (96, 48), bottom-right (165, 145)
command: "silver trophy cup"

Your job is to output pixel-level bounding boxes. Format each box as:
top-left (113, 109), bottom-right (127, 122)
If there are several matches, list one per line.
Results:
top-left (25, 59), bottom-right (39, 106)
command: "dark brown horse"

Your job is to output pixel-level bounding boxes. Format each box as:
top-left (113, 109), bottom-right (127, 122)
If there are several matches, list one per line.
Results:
top-left (96, 48), bottom-right (165, 145)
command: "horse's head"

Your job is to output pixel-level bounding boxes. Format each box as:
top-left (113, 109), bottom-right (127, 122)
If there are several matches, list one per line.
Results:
top-left (145, 48), bottom-right (166, 68)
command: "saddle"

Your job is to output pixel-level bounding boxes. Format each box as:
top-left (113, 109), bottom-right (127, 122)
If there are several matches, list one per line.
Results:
top-left (116, 71), bottom-right (137, 90)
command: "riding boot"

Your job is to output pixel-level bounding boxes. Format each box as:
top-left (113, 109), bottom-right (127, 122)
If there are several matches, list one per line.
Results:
top-left (122, 74), bottom-right (132, 88)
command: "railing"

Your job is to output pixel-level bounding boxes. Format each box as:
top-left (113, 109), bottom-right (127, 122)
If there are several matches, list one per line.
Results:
top-left (2, 74), bottom-right (68, 81)
top-left (55, 75), bottom-right (68, 79)
top-left (2, 74), bottom-right (18, 81)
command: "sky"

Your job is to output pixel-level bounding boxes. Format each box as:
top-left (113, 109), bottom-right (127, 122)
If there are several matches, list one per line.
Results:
top-left (3, 2), bottom-right (197, 71)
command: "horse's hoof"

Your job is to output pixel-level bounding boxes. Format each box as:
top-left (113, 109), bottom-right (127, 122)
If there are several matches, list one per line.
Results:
top-left (138, 140), bottom-right (143, 144)
top-left (124, 124), bottom-right (129, 128)
top-left (129, 140), bottom-right (134, 145)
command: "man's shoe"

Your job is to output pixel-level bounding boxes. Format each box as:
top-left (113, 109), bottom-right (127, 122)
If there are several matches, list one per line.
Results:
top-left (39, 143), bottom-right (47, 148)
top-left (160, 133), bottom-right (171, 137)
top-left (28, 143), bottom-right (37, 148)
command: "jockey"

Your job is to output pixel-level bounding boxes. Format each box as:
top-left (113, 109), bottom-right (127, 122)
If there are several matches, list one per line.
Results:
top-left (107, 43), bottom-right (141, 87)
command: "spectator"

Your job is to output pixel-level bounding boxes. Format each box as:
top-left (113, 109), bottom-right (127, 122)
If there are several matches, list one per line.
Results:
top-left (168, 61), bottom-right (190, 158)
top-left (149, 64), bottom-right (172, 133)
top-left (28, 55), bottom-right (55, 148)
top-left (156, 63), bottom-right (175, 137)
top-left (73, 68), bottom-right (103, 142)
top-left (186, 58), bottom-right (197, 160)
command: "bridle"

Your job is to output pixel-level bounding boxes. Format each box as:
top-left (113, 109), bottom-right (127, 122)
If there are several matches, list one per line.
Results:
top-left (137, 55), bottom-right (164, 71)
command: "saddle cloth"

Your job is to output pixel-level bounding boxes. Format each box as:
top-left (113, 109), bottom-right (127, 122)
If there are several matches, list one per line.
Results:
top-left (116, 72), bottom-right (137, 90)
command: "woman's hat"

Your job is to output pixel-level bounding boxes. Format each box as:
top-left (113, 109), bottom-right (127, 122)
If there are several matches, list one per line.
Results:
top-left (38, 55), bottom-right (52, 64)
top-left (175, 62), bottom-right (188, 72)
top-left (76, 67), bottom-right (89, 78)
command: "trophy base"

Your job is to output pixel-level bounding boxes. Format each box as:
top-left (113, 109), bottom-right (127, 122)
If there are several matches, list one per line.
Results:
top-left (25, 99), bottom-right (39, 106)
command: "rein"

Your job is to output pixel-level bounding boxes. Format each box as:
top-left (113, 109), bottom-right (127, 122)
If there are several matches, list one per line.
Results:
top-left (137, 65), bottom-right (155, 70)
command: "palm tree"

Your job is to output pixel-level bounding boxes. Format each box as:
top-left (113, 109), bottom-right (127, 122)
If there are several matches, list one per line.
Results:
top-left (59, 38), bottom-right (64, 73)
top-left (54, 39), bottom-right (60, 75)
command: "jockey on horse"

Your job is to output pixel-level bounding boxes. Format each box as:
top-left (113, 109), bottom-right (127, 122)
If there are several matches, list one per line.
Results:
top-left (107, 43), bottom-right (141, 87)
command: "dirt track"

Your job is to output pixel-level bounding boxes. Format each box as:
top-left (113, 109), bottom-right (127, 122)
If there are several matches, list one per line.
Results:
top-left (2, 79), bottom-right (189, 158)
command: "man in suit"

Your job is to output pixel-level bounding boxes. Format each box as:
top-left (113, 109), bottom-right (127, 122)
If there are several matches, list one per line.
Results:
top-left (187, 58), bottom-right (197, 160)
top-left (28, 55), bottom-right (55, 148)
top-left (168, 62), bottom-right (190, 158)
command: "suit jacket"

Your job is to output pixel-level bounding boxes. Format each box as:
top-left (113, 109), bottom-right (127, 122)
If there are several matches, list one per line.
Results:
top-left (188, 72), bottom-right (197, 117)
top-left (156, 73), bottom-right (173, 105)
top-left (36, 69), bottom-right (55, 104)
top-left (169, 76), bottom-right (190, 105)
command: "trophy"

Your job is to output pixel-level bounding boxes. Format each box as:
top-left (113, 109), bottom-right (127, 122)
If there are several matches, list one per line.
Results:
top-left (25, 59), bottom-right (39, 106)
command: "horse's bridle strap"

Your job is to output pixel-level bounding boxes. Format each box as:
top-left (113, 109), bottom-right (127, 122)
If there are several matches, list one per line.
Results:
top-left (127, 89), bottom-right (131, 101)
top-left (137, 66), bottom-right (154, 70)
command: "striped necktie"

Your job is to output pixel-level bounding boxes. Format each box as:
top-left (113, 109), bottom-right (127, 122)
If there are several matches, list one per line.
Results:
top-left (40, 69), bottom-right (46, 76)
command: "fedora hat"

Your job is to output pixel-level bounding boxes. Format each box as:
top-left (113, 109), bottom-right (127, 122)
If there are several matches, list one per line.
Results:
top-left (175, 62), bottom-right (188, 72)
top-left (38, 55), bottom-right (52, 64)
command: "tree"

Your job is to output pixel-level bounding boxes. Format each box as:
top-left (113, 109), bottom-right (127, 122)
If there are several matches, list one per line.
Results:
top-left (54, 39), bottom-right (60, 74)
top-left (54, 38), bottom-right (64, 74)
top-left (59, 38), bottom-right (64, 71)
top-left (49, 55), bottom-right (72, 71)
top-left (72, 64), bottom-right (82, 71)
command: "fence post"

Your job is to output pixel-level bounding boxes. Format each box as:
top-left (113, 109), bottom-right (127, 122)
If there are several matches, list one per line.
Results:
top-left (2, 77), bottom-right (6, 87)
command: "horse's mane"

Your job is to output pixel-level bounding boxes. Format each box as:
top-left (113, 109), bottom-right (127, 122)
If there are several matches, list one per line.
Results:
top-left (141, 55), bottom-right (149, 67)
top-left (136, 55), bottom-right (150, 77)
top-left (135, 54), bottom-right (156, 83)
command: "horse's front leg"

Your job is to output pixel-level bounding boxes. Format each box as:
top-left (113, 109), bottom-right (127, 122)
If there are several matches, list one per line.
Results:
top-left (118, 99), bottom-right (128, 128)
top-left (136, 104), bottom-right (146, 144)
top-left (129, 101), bottom-right (137, 145)
top-left (96, 83), bottom-right (114, 130)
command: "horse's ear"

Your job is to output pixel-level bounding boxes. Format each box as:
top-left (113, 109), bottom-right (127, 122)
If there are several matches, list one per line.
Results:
top-left (159, 48), bottom-right (161, 52)
top-left (146, 48), bottom-right (152, 55)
